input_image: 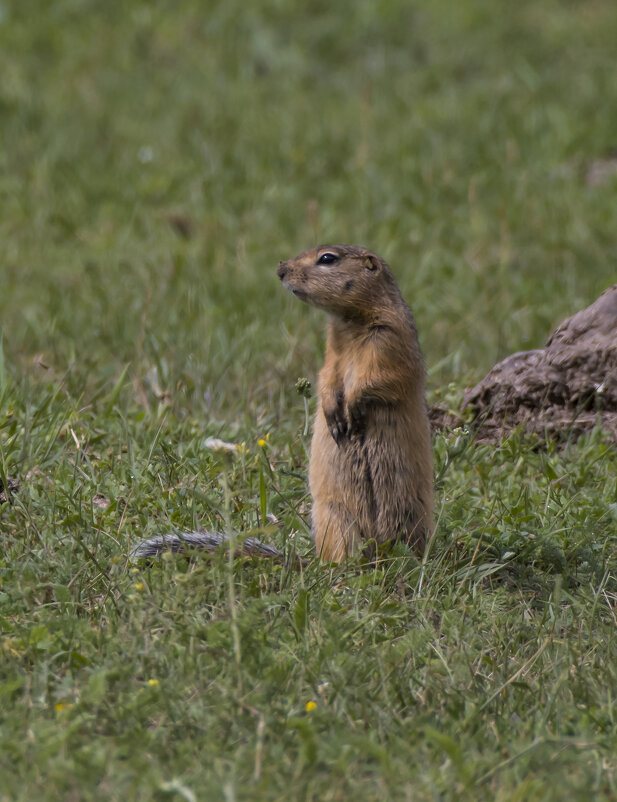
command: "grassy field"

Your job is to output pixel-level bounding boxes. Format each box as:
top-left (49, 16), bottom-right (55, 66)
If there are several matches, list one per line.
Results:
top-left (2, 0), bottom-right (617, 799)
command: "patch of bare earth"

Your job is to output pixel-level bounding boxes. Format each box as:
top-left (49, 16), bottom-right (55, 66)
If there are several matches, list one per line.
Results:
top-left (431, 285), bottom-right (617, 443)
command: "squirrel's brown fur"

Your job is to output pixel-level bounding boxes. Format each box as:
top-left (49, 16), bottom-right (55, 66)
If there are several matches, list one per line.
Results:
top-left (277, 244), bottom-right (434, 561)
top-left (132, 244), bottom-right (433, 564)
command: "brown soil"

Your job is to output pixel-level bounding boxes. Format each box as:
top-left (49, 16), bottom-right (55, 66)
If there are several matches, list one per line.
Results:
top-left (431, 284), bottom-right (617, 443)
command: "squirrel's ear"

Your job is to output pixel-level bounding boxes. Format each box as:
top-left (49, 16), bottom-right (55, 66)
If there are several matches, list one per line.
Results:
top-left (365, 255), bottom-right (380, 271)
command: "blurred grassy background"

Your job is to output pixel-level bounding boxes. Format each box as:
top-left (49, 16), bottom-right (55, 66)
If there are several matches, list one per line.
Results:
top-left (2, 0), bottom-right (616, 418)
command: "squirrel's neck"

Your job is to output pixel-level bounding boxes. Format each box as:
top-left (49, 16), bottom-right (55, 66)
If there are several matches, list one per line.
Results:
top-left (329, 298), bottom-right (406, 336)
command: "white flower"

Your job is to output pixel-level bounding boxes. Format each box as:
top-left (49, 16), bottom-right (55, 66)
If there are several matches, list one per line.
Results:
top-left (203, 437), bottom-right (241, 454)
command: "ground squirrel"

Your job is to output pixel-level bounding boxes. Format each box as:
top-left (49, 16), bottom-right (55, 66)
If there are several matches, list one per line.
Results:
top-left (132, 245), bottom-right (433, 563)
top-left (277, 244), bottom-right (433, 561)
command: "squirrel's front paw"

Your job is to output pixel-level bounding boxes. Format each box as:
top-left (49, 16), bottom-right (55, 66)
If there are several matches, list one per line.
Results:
top-left (346, 396), bottom-right (368, 437)
top-left (323, 391), bottom-right (349, 445)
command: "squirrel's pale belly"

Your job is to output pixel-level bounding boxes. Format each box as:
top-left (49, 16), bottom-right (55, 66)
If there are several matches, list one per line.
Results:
top-left (309, 400), bottom-right (430, 560)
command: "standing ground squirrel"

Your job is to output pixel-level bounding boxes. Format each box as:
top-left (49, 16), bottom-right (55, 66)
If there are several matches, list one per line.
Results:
top-left (277, 244), bottom-right (434, 561)
top-left (132, 244), bottom-right (433, 563)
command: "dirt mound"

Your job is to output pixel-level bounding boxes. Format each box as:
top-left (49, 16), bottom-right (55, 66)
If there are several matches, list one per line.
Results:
top-left (434, 285), bottom-right (617, 443)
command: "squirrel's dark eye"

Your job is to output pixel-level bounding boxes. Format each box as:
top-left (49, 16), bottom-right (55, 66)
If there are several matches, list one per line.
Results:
top-left (317, 252), bottom-right (338, 265)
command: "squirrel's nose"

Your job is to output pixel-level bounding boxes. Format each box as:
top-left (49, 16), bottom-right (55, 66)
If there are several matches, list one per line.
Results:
top-left (277, 261), bottom-right (287, 280)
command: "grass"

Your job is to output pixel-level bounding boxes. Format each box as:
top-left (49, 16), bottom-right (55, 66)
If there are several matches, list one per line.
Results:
top-left (1, 0), bottom-right (617, 798)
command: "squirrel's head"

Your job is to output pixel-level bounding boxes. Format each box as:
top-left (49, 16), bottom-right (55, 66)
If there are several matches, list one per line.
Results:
top-left (277, 245), bottom-right (396, 321)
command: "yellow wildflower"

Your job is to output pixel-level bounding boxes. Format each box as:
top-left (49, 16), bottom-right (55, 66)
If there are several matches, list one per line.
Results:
top-left (305, 700), bottom-right (317, 712)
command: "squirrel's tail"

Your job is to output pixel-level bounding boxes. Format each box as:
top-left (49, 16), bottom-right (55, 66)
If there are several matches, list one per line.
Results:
top-left (131, 530), bottom-right (305, 566)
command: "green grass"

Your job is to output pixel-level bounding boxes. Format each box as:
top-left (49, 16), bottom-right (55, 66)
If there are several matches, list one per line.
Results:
top-left (1, 0), bottom-right (617, 799)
